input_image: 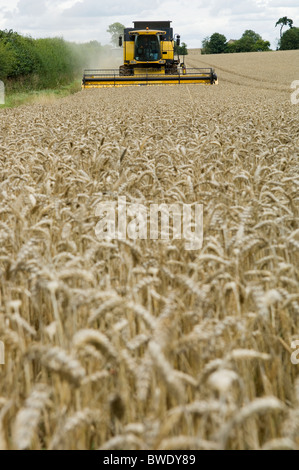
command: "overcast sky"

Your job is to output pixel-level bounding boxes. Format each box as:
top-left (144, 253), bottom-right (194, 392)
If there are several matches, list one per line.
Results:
top-left (0, 0), bottom-right (298, 49)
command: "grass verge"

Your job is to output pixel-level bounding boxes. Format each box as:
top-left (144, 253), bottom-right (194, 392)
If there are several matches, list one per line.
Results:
top-left (0, 80), bottom-right (82, 109)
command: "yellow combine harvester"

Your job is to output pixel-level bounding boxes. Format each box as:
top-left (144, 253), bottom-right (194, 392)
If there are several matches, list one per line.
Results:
top-left (82, 21), bottom-right (217, 88)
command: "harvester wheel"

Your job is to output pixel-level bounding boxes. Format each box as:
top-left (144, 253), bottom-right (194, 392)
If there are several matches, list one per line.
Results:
top-left (119, 65), bottom-right (133, 76)
top-left (165, 64), bottom-right (178, 75)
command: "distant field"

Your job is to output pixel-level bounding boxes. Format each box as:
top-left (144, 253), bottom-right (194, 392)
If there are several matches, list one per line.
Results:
top-left (187, 49), bottom-right (299, 90)
top-left (0, 50), bottom-right (299, 450)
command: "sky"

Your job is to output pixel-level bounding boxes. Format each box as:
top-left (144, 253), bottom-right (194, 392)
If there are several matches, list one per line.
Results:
top-left (0, 0), bottom-right (298, 49)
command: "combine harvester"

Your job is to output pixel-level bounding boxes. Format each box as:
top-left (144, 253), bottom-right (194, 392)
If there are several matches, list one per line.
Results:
top-left (82, 21), bottom-right (218, 88)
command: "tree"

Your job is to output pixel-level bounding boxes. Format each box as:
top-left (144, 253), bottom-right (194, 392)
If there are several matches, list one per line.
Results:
top-left (201, 33), bottom-right (227, 54)
top-left (107, 23), bottom-right (125, 47)
top-left (201, 37), bottom-right (211, 54)
top-left (226, 41), bottom-right (237, 53)
top-left (202, 29), bottom-right (270, 54)
top-left (0, 38), bottom-right (16, 79)
top-left (252, 38), bottom-right (271, 52)
top-left (280, 27), bottom-right (299, 50)
top-left (233, 30), bottom-right (270, 52)
top-left (275, 17), bottom-right (293, 38)
top-left (174, 42), bottom-right (188, 55)
top-left (0, 30), bottom-right (40, 77)
top-left (237, 30), bottom-right (260, 51)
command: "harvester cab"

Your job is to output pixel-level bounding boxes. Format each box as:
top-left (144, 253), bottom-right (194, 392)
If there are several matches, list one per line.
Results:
top-left (82, 21), bottom-right (217, 88)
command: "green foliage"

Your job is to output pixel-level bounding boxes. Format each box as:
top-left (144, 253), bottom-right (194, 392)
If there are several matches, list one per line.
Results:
top-left (252, 38), bottom-right (271, 52)
top-left (0, 29), bottom-right (109, 92)
top-left (275, 17), bottom-right (293, 38)
top-left (174, 42), bottom-right (188, 55)
top-left (201, 33), bottom-right (227, 54)
top-left (0, 30), bottom-right (40, 79)
top-left (226, 41), bottom-right (237, 53)
top-left (201, 37), bottom-right (210, 54)
top-left (33, 38), bottom-right (75, 88)
top-left (107, 22), bottom-right (125, 47)
top-left (234, 30), bottom-right (270, 52)
top-left (0, 40), bottom-right (16, 79)
top-left (279, 27), bottom-right (299, 50)
top-left (203, 29), bottom-right (270, 54)
top-left (209, 33), bottom-right (227, 54)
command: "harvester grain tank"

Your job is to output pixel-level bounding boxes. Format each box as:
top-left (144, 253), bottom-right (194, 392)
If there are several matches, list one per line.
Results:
top-left (82, 21), bottom-right (217, 88)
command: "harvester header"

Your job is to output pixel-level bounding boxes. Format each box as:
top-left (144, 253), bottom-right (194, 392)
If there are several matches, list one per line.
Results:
top-left (82, 20), bottom-right (217, 88)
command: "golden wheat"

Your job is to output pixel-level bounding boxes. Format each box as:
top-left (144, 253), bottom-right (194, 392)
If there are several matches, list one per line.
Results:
top-left (0, 49), bottom-right (298, 449)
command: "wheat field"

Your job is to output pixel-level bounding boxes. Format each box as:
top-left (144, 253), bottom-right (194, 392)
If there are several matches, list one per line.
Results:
top-left (0, 50), bottom-right (299, 450)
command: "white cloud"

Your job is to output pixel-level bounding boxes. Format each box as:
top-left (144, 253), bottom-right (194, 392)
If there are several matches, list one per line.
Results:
top-left (0, 0), bottom-right (298, 48)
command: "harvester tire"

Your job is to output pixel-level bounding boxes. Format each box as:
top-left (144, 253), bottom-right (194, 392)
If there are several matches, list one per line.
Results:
top-left (119, 65), bottom-right (133, 76)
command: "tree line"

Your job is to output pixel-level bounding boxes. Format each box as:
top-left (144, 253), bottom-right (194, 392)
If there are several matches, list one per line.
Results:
top-left (275, 17), bottom-right (299, 50)
top-left (202, 17), bottom-right (299, 54)
top-left (0, 30), bottom-right (110, 91)
top-left (202, 30), bottom-right (270, 54)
